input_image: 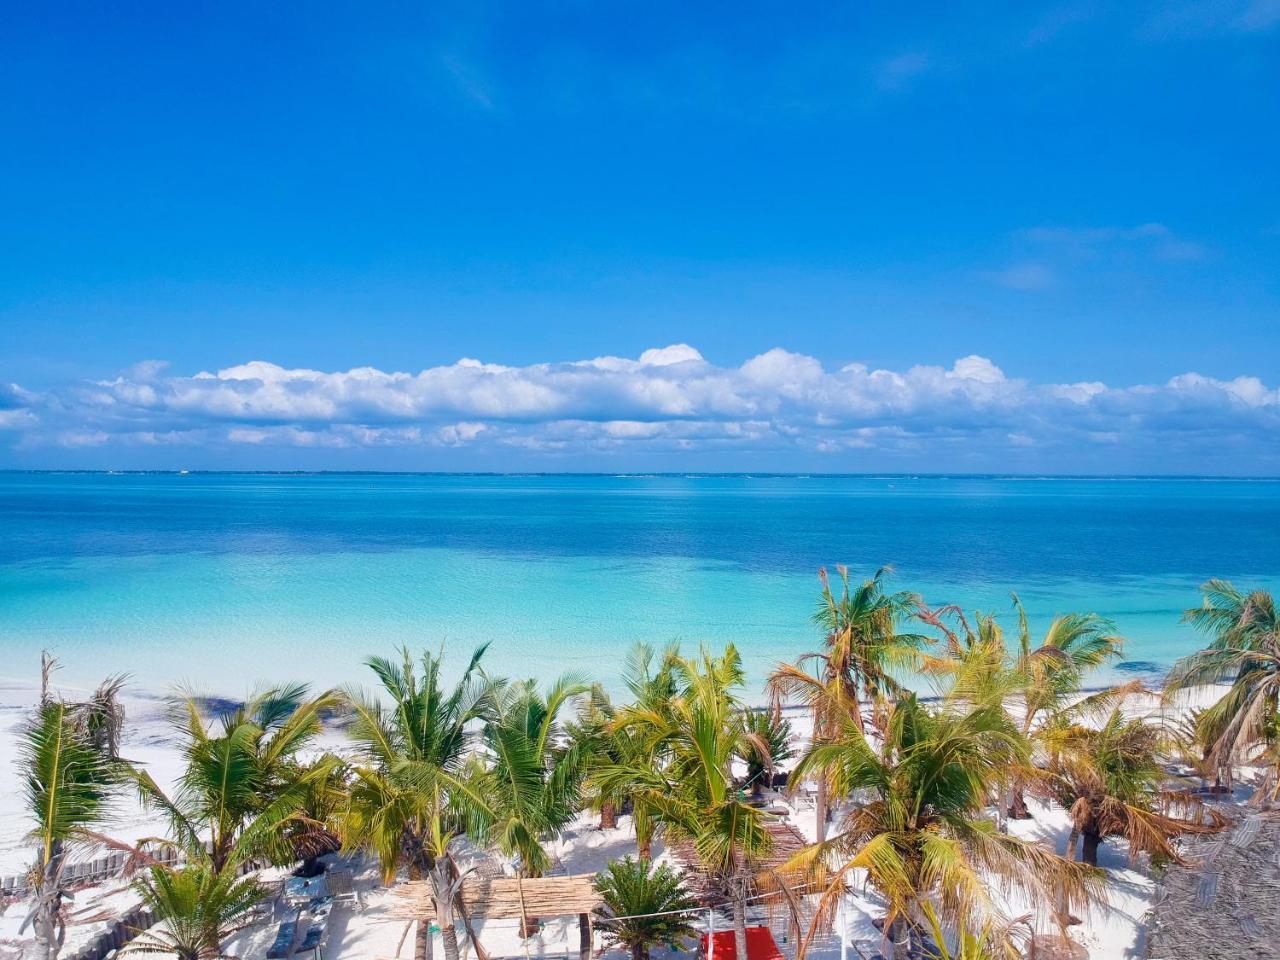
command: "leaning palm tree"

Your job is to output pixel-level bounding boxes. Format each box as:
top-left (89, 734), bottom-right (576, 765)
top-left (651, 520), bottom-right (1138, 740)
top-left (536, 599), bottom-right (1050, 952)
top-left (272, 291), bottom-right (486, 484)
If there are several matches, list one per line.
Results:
top-left (19, 700), bottom-right (125, 960)
top-left (484, 672), bottom-right (590, 936)
top-left (768, 566), bottom-right (927, 841)
top-left (70, 674), bottom-right (129, 759)
top-left (1005, 597), bottom-right (1123, 818)
top-left (786, 695), bottom-right (1097, 960)
top-left (1013, 598), bottom-right (1125, 734)
top-left (132, 683), bottom-right (337, 875)
top-left (1041, 702), bottom-right (1222, 866)
top-left (339, 646), bottom-right (497, 960)
top-left (1167, 580), bottom-right (1280, 799)
top-left (122, 861), bottom-right (264, 960)
top-left (594, 856), bottom-right (698, 960)
top-left (598, 645), bottom-right (773, 960)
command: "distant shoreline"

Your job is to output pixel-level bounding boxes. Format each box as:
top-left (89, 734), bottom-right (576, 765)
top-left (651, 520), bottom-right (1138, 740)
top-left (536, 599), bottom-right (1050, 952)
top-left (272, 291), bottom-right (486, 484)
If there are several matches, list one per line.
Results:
top-left (4, 470), bottom-right (1280, 480)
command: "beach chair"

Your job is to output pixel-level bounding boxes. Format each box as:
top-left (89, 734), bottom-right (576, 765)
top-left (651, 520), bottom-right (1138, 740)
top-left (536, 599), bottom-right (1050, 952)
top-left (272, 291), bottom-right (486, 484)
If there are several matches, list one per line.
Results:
top-left (326, 867), bottom-right (361, 908)
top-left (295, 922), bottom-right (325, 954)
top-left (266, 916), bottom-right (299, 959)
top-left (294, 901), bottom-right (334, 956)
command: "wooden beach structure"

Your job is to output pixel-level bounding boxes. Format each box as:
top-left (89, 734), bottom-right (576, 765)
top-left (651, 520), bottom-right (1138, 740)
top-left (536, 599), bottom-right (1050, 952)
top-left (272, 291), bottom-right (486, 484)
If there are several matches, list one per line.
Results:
top-left (666, 820), bottom-right (810, 905)
top-left (390, 873), bottom-right (603, 960)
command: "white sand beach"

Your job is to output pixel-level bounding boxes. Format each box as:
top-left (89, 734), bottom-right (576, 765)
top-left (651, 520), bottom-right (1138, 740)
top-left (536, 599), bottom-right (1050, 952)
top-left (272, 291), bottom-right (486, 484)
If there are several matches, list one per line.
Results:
top-left (0, 672), bottom-right (1253, 960)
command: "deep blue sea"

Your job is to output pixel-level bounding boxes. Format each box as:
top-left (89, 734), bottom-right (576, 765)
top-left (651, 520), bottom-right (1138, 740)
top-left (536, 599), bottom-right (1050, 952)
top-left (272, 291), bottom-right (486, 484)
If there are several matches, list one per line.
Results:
top-left (1, 473), bottom-right (1277, 697)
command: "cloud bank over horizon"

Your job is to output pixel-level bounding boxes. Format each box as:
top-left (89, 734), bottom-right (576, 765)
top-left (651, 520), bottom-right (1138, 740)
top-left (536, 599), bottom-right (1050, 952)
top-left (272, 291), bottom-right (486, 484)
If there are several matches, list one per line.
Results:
top-left (2, 345), bottom-right (1277, 473)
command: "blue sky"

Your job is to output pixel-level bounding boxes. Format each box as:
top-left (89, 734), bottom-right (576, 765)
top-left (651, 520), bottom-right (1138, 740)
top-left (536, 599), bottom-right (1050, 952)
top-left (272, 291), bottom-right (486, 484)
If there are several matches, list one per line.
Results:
top-left (1, 1), bottom-right (1278, 472)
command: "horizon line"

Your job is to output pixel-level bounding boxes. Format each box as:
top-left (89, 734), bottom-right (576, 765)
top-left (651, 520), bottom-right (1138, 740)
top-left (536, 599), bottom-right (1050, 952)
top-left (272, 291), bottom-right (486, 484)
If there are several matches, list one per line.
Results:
top-left (3, 470), bottom-right (1280, 481)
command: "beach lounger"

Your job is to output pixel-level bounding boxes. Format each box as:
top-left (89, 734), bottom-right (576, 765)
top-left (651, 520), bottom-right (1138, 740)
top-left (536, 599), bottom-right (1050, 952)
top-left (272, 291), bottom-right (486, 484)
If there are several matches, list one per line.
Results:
top-left (266, 917), bottom-right (299, 959)
top-left (284, 873), bottom-right (330, 905)
top-left (295, 923), bottom-right (324, 953)
top-left (326, 868), bottom-right (361, 907)
top-left (294, 901), bottom-right (333, 955)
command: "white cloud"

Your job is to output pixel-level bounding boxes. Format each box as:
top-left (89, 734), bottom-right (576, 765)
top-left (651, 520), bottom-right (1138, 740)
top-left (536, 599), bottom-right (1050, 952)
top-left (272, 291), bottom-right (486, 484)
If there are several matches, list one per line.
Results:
top-left (3, 346), bottom-right (1279, 465)
top-left (638, 344), bottom-right (704, 367)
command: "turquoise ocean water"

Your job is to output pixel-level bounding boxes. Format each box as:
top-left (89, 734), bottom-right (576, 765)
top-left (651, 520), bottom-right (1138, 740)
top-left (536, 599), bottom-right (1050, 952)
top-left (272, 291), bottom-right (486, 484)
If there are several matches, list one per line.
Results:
top-left (1, 473), bottom-right (1277, 697)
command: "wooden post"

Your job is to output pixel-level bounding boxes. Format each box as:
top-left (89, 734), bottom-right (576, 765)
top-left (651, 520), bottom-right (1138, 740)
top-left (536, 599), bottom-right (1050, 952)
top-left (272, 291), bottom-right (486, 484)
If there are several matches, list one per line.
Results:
top-left (579, 913), bottom-right (591, 960)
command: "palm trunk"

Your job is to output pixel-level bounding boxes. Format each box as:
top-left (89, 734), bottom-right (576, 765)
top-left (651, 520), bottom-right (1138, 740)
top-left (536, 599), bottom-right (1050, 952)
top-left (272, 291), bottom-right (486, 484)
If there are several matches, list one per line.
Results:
top-left (732, 893), bottom-right (749, 960)
top-left (441, 923), bottom-right (462, 960)
top-left (449, 859), bottom-right (488, 960)
top-left (814, 775), bottom-right (828, 844)
top-left (1064, 828), bottom-right (1080, 861)
top-left (600, 802), bottom-right (618, 830)
top-left (636, 808), bottom-right (653, 860)
top-left (416, 917), bottom-right (433, 960)
top-left (411, 855), bottom-right (433, 960)
top-left (886, 919), bottom-right (910, 960)
top-left (631, 946), bottom-right (645, 960)
top-left (1081, 831), bottom-right (1101, 867)
top-left (518, 874), bottom-right (539, 939)
top-left (579, 913), bottom-right (592, 960)
top-left (1007, 783), bottom-right (1030, 819)
top-left (33, 842), bottom-right (65, 960)
top-left (428, 861), bottom-right (463, 960)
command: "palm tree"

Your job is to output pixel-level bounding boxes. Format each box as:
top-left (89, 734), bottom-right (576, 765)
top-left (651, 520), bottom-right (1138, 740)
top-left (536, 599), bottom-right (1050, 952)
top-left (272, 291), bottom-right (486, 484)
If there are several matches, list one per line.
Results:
top-left (917, 606), bottom-right (1019, 712)
top-left (617, 642), bottom-right (681, 858)
top-left (70, 674), bottom-right (129, 760)
top-left (569, 685), bottom-right (627, 829)
top-left (484, 673), bottom-right (590, 936)
top-left (1012, 598), bottom-right (1125, 735)
top-left (577, 644), bottom-right (682, 851)
top-left (284, 753), bottom-right (351, 876)
top-left (768, 566), bottom-right (927, 841)
top-left (917, 597), bottom-right (1124, 821)
top-left (739, 709), bottom-right (793, 798)
top-left (787, 695), bottom-right (1097, 959)
top-left (132, 683), bottom-right (337, 875)
top-left (339, 646), bottom-right (497, 960)
top-left (594, 856), bottom-right (698, 960)
top-left (597, 645), bottom-right (773, 960)
top-left (122, 862), bottom-right (264, 960)
top-left (19, 700), bottom-right (125, 960)
top-left (1167, 580), bottom-right (1280, 799)
top-left (1041, 703), bottom-right (1222, 866)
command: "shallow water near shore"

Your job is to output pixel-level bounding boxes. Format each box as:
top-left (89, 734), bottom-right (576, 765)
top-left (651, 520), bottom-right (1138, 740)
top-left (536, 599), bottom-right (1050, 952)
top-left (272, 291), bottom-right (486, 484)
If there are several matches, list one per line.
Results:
top-left (2, 472), bottom-right (1278, 694)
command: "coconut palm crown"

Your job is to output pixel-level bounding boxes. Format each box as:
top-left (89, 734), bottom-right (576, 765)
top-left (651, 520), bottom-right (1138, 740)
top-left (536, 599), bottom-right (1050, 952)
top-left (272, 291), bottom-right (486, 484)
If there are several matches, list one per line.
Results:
top-left (1168, 580), bottom-right (1280, 798)
top-left (132, 683), bottom-right (338, 874)
top-left (786, 695), bottom-right (1098, 959)
top-left (596, 645), bottom-right (773, 960)
top-left (19, 700), bottom-right (126, 960)
top-left (339, 645), bottom-right (498, 960)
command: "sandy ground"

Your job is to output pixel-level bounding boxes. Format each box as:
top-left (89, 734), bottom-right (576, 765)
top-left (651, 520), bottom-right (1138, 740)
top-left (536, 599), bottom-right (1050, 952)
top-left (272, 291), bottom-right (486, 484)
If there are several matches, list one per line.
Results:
top-left (0, 678), bottom-right (1241, 960)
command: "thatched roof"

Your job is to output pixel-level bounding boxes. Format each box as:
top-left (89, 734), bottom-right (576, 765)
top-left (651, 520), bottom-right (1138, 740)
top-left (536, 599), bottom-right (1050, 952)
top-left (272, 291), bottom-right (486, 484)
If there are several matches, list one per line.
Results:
top-left (389, 873), bottom-right (601, 921)
top-left (1145, 809), bottom-right (1280, 959)
top-left (667, 820), bottom-right (810, 904)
